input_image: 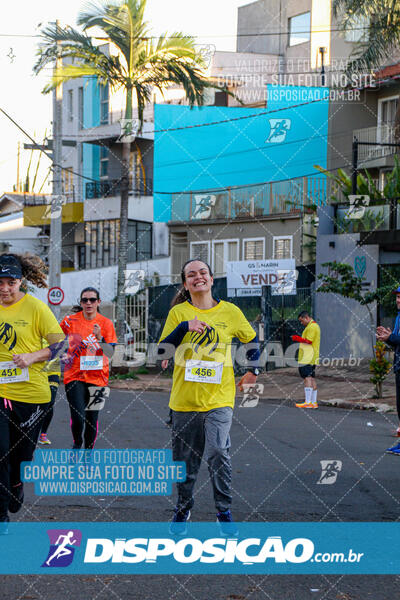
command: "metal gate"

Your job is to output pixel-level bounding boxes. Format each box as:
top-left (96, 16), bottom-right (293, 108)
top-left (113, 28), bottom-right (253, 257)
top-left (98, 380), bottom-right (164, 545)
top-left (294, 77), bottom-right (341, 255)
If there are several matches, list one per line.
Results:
top-left (113, 289), bottom-right (148, 361)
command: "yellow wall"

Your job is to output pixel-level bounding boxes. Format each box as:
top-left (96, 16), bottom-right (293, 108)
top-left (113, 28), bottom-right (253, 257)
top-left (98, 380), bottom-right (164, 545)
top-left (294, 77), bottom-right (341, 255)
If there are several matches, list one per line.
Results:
top-left (311, 0), bottom-right (331, 69)
top-left (23, 203), bottom-right (84, 226)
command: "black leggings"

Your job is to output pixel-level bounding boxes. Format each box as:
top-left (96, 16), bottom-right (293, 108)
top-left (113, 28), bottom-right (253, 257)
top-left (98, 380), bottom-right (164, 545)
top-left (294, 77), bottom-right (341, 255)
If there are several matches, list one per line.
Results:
top-left (40, 384), bottom-right (59, 435)
top-left (0, 399), bottom-right (46, 519)
top-left (65, 381), bottom-right (99, 449)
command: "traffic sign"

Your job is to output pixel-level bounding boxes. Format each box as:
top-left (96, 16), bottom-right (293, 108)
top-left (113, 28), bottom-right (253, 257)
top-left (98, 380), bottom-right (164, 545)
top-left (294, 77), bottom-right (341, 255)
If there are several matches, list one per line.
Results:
top-left (48, 287), bottom-right (64, 305)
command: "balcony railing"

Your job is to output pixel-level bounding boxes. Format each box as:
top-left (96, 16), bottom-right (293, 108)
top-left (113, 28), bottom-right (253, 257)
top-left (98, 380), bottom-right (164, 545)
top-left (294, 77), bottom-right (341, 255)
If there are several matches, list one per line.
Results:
top-left (353, 122), bottom-right (397, 162)
top-left (85, 178), bottom-right (153, 199)
top-left (171, 176), bottom-right (331, 222)
top-left (23, 191), bottom-right (78, 206)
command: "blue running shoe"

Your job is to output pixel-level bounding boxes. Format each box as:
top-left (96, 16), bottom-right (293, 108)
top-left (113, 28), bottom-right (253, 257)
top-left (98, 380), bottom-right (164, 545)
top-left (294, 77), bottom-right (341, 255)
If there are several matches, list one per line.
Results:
top-left (169, 508), bottom-right (191, 536)
top-left (217, 510), bottom-right (239, 537)
top-left (386, 443), bottom-right (400, 455)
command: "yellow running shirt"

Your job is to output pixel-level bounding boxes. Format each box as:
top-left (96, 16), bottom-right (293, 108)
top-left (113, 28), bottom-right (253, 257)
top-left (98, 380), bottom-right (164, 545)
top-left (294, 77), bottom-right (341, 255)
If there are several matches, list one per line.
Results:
top-left (298, 320), bottom-right (320, 365)
top-left (0, 294), bottom-right (64, 403)
top-left (159, 300), bottom-right (256, 412)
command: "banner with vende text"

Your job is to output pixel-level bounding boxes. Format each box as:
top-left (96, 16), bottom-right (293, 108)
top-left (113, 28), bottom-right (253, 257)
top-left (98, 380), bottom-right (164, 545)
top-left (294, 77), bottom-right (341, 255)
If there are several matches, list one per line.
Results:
top-left (227, 259), bottom-right (296, 296)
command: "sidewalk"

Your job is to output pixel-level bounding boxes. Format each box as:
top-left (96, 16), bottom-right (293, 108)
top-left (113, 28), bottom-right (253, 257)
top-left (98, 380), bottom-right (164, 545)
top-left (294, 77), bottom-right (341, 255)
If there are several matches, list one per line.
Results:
top-left (109, 361), bottom-right (397, 413)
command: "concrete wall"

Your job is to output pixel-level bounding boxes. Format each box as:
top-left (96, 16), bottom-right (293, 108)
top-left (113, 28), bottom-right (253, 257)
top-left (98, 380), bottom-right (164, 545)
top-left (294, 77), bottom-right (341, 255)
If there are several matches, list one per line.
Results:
top-left (237, 0), bottom-right (284, 55)
top-left (0, 212), bottom-right (42, 255)
top-left (29, 256), bottom-right (172, 307)
top-left (327, 92), bottom-right (378, 173)
top-left (170, 215), bottom-right (303, 276)
top-left (315, 207), bottom-right (379, 358)
top-left (84, 195), bottom-right (153, 223)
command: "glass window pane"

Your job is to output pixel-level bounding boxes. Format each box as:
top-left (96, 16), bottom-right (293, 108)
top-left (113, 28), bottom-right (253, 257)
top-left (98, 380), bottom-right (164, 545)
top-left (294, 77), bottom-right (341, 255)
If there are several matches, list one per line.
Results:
top-left (90, 223), bottom-right (97, 269)
top-left (137, 222), bottom-right (152, 260)
top-left (97, 221), bottom-right (103, 267)
top-left (228, 241), bottom-right (238, 261)
top-left (191, 243), bottom-right (209, 263)
top-left (274, 238), bottom-right (291, 259)
top-left (244, 240), bottom-right (263, 260)
top-left (78, 87), bottom-right (84, 126)
top-left (213, 242), bottom-right (224, 275)
top-left (344, 14), bottom-right (369, 42)
top-left (289, 12), bottom-right (310, 46)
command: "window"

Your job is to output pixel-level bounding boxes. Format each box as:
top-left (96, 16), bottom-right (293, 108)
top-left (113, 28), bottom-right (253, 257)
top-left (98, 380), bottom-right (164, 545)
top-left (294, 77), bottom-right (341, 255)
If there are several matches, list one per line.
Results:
top-left (78, 245), bottom-right (85, 269)
top-left (100, 85), bottom-right (109, 125)
top-left (379, 96), bottom-right (398, 127)
top-left (62, 167), bottom-right (73, 194)
top-left (100, 147), bottom-right (109, 179)
top-left (128, 220), bottom-right (152, 262)
top-left (243, 238), bottom-right (264, 260)
top-left (78, 87), bottom-right (84, 127)
top-left (273, 236), bottom-right (292, 259)
top-left (288, 12), bottom-right (311, 46)
top-left (190, 241), bottom-right (210, 264)
top-left (212, 239), bottom-right (239, 276)
top-left (85, 219), bottom-right (120, 268)
top-left (344, 14), bottom-right (369, 42)
top-left (68, 90), bottom-right (73, 121)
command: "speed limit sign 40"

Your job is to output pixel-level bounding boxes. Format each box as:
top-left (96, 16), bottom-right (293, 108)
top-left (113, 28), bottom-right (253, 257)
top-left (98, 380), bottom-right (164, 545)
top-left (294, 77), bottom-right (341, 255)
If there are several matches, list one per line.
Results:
top-left (48, 287), bottom-right (64, 305)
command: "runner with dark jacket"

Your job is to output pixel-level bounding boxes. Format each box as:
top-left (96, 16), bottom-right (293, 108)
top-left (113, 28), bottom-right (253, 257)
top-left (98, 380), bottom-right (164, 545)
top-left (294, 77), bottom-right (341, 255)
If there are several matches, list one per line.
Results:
top-left (377, 285), bottom-right (400, 451)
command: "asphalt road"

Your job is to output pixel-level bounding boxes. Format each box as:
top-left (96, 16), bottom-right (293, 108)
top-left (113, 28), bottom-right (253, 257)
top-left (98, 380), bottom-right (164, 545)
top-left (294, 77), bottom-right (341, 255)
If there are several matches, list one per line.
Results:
top-left (1, 388), bottom-right (400, 600)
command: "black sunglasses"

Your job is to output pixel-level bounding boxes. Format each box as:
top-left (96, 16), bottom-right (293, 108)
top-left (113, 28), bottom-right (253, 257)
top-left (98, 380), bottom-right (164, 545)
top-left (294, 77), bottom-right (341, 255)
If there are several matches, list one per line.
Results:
top-left (80, 297), bottom-right (98, 303)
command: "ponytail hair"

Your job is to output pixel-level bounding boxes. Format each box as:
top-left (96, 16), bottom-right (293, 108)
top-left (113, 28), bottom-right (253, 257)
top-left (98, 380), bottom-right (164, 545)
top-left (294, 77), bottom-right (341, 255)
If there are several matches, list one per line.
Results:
top-left (171, 258), bottom-right (213, 307)
top-left (1, 252), bottom-right (48, 288)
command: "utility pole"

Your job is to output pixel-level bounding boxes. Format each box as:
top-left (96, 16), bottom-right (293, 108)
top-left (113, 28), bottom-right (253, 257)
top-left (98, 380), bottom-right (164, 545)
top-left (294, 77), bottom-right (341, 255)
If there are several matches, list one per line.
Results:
top-left (16, 142), bottom-right (20, 192)
top-left (48, 20), bottom-right (63, 319)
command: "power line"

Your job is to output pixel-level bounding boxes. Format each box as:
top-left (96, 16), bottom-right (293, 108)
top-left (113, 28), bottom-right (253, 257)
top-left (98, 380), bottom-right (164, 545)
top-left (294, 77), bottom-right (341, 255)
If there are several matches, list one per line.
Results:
top-left (0, 25), bottom-right (372, 39)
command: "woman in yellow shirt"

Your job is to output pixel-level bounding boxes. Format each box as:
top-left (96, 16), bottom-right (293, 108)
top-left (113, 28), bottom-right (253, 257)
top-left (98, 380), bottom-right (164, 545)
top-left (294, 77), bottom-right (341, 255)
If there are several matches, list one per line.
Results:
top-left (0, 253), bottom-right (64, 533)
top-left (158, 259), bottom-right (260, 535)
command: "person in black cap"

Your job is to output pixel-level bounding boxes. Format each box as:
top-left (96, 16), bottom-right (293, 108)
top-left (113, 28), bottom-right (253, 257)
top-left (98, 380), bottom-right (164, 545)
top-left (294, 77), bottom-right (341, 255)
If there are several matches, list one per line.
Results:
top-left (0, 253), bottom-right (63, 532)
top-left (377, 285), bottom-right (400, 450)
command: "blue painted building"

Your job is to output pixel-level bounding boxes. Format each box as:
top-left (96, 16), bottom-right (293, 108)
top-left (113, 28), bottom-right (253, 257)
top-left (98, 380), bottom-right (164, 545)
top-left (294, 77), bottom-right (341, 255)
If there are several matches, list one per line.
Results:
top-left (153, 86), bottom-right (330, 277)
top-left (154, 86), bottom-right (329, 223)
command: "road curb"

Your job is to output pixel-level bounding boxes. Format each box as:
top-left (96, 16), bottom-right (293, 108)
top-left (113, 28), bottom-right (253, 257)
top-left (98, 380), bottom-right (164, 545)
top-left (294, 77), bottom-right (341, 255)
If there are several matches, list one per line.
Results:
top-left (109, 382), bottom-right (395, 412)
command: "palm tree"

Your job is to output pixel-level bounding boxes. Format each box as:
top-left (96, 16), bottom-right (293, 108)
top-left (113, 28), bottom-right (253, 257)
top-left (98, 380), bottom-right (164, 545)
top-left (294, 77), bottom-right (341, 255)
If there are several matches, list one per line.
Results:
top-left (34, 0), bottom-right (213, 339)
top-left (333, 0), bottom-right (400, 75)
top-left (333, 2), bottom-right (400, 166)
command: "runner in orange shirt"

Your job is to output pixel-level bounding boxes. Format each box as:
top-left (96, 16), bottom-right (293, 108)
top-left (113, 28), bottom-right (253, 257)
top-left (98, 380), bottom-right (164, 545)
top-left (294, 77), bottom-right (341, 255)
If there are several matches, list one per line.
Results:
top-left (60, 287), bottom-right (117, 449)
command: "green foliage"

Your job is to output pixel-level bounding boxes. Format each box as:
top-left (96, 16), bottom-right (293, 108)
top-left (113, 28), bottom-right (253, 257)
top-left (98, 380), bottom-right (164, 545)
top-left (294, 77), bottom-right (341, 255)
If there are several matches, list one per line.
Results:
top-left (110, 370), bottom-right (139, 381)
top-left (333, 0), bottom-right (400, 76)
top-left (317, 261), bottom-right (393, 306)
top-left (379, 265), bottom-right (400, 319)
top-left (134, 365), bottom-right (149, 374)
top-left (315, 156), bottom-right (400, 204)
top-left (369, 341), bottom-right (392, 398)
top-left (34, 0), bottom-right (219, 128)
top-left (335, 208), bottom-right (386, 234)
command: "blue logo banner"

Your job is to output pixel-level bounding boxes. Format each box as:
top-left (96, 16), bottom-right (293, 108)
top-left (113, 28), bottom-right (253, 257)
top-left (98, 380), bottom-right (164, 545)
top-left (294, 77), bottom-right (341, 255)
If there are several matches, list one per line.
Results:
top-left (0, 522), bottom-right (399, 574)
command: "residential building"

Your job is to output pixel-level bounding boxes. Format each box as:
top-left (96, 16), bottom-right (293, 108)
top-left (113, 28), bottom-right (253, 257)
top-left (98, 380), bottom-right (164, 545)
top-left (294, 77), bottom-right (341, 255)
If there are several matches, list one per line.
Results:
top-left (153, 87), bottom-right (329, 281)
top-left (237, 0), bottom-right (370, 87)
top-left (0, 193), bottom-right (47, 255)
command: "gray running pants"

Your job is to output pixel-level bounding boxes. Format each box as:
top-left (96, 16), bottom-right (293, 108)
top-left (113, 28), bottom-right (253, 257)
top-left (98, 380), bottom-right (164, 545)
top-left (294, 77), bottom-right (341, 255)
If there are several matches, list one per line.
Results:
top-left (171, 406), bottom-right (233, 513)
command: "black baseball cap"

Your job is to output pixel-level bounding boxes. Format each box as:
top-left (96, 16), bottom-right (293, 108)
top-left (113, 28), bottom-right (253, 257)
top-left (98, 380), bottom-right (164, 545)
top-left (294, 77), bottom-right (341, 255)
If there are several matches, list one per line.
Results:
top-left (0, 254), bottom-right (23, 279)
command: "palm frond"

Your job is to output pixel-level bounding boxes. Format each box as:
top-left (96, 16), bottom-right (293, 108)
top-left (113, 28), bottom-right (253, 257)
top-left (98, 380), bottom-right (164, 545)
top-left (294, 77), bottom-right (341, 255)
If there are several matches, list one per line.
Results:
top-left (333, 0), bottom-right (400, 73)
top-left (78, 0), bottom-right (149, 68)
